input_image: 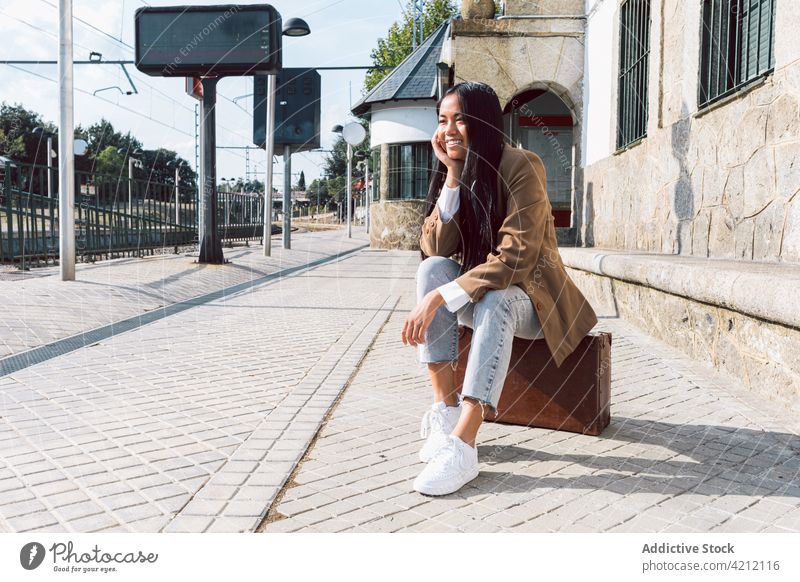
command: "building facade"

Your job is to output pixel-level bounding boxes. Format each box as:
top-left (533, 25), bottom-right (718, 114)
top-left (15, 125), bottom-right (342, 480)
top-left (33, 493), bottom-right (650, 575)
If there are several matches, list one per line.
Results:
top-left (352, 22), bottom-right (450, 250)
top-left (446, 0), bottom-right (799, 410)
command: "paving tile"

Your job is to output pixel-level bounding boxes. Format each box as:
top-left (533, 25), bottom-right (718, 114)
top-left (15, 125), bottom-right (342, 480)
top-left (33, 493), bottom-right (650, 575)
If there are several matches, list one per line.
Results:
top-left (1, 234), bottom-right (797, 536)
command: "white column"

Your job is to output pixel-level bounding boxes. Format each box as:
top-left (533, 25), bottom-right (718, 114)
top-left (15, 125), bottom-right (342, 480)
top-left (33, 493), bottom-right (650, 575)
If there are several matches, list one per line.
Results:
top-left (58, 0), bottom-right (75, 280)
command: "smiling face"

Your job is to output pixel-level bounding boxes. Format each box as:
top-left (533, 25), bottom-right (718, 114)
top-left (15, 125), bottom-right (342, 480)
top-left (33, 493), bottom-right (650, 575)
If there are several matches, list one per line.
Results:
top-left (437, 93), bottom-right (469, 161)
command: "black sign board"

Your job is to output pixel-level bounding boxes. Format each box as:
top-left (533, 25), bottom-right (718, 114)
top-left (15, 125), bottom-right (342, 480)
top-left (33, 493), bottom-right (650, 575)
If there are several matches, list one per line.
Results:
top-left (135, 4), bottom-right (282, 77)
top-left (254, 68), bottom-right (321, 152)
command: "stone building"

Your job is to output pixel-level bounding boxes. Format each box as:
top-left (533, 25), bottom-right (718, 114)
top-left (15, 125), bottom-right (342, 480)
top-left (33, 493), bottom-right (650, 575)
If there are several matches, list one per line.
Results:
top-left (352, 22), bottom-right (450, 250)
top-left (355, 0), bottom-right (799, 411)
top-left (567, 0), bottom-right (799, 412)
top-left (448, 0), bottom-right (588, 245)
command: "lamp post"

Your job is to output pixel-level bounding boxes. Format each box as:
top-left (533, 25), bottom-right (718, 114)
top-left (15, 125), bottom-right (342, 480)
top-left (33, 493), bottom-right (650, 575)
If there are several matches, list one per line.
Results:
top-left (33, 128), bottom-right (87, 243)
top-left (32, 127), bottom-right (55, 200)
top-left (118, 147), bottom-right (143, 227)
top-left (332, 122), bottom-right (367, 239)
top-left (262, 16), bottom-right (312, 256)
top-left (167, 159), bottom-right (187, 225)
top-left (355, 150), bottom-right (370, 235)
top-left (224, 178), bottom-right (232, 226)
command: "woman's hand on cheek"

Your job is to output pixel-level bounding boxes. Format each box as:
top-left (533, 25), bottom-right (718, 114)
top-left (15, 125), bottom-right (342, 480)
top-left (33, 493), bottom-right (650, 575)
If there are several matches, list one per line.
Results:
top-left (431, 134), bottom-right (463, 172)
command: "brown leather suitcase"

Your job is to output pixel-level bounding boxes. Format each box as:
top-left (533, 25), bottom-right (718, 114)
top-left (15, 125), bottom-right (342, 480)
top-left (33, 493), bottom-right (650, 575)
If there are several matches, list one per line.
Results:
top-left (453, 326), bottom-right (612, 436)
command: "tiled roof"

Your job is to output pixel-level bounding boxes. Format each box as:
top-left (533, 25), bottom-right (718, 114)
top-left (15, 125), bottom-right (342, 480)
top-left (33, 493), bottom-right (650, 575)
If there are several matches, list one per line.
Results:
top-left (351, 20), bottom-right (450, 116)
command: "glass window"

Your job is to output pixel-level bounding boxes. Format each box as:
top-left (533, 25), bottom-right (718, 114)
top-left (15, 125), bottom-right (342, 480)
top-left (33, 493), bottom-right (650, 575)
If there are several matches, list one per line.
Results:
top-left (699, 0), bottom-right (775, 108)
top-left (616, 0), bottom-right (652, 150)
top-left (370, 147), bottom-right (380, 202)
top-left (386, 142), bottom-right (433, 200)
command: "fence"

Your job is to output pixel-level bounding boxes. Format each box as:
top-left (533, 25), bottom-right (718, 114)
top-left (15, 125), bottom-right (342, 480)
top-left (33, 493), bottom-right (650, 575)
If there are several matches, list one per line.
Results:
top-left (0, 161), bottom-right (265, 267)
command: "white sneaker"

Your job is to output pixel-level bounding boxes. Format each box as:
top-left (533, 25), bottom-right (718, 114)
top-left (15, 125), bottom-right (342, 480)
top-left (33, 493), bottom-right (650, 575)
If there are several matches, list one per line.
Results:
top-left (419, 397), bottom-right (462, 463)
top-left (413, 434), bottom-right (479, 496)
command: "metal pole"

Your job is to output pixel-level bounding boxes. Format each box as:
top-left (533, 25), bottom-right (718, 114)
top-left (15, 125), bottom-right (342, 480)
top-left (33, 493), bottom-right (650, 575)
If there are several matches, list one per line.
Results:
top-left (412, 5), bottom-right (417, 51)
top-left (174, 166), bottom-right (180, 225)
top-left (263, 73), bottom-right (276, 256)
top-left (365, 161), bottom-right (370, 235)
top-left (58, 0), bottom-right (75, 281)
top-left (46, 136), bottom-right (53, 199)
top-left (128, 157), bottom-right (133, 226)
top-left (224, 180), bottom-right (229, 227)
top-left (198, 77), bottom-right (223, 263)
top-left (346, 143), bottom-right (352, 238)
top-left (283, 144), bottom-right (291, 249)
top-left (47, 135), bottom-right (54, 240)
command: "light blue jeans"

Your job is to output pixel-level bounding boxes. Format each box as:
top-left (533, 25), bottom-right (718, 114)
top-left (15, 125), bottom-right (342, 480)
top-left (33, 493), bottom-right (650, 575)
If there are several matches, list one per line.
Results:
top-left (415, 256), bottom-right (545, 412)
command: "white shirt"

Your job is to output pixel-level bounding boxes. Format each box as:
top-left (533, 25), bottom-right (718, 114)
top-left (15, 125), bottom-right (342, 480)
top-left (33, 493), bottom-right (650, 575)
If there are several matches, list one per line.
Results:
top-left (434, 184), bottom-right (471, 312)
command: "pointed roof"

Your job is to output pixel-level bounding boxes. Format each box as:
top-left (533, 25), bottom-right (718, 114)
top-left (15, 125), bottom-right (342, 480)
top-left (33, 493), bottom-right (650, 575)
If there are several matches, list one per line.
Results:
top-left (351, 20), bottom-right (451, 116)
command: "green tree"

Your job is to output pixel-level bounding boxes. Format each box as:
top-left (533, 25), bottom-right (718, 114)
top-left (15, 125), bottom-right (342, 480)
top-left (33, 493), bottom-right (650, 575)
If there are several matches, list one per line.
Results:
top-left (0, 127), bottom-right (24, 161)
top-left (80, 118), bottom-right (142, 161)
top-left (296, 170), bottom-right (306, 191)
top-left (244, 178), bottom-right (263, 194)
top-left (324, 120), bottom-right (371, 179)
top-left (322, 119), bottom-right (373, 208)
top-left (140, 148), bottom-right (194, 190)
top-left (364, 0), bottom-right (458, 92)
top-left (324, 134), bottom-right (349, 179)
top-left (326, 175), bottom-right (346, 205)
top-left (94, 145), bottom-right (127, 179)
top-left (307, 177), bottom-right (333, 207)
top-left (0, 102), bottom-right (57, 164)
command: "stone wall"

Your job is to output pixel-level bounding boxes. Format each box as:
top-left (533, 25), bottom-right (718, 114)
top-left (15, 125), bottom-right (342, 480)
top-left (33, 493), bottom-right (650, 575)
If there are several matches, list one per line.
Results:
top-left (370, 200), bottom-right (428, 250)
top-left (569, 266), bottom-right (800, 412)
top-left (583, 0), bottom-right (800, 263)
top-left (451, 10), bottom-right (587, 243)
top-left (504, 0), bottom-right (584, 17)
top-left (451, 17), bottom-right (584, 112)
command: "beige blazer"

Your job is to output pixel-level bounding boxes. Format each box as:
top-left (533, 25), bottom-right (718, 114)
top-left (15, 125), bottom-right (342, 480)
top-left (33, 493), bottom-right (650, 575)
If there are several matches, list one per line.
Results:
top-left (419, 144), bottom-right (598, 368)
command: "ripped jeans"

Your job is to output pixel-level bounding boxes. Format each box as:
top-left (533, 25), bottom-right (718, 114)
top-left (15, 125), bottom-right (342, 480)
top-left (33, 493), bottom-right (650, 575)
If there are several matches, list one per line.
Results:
top-left (415, 256), bottom-right (545, 413)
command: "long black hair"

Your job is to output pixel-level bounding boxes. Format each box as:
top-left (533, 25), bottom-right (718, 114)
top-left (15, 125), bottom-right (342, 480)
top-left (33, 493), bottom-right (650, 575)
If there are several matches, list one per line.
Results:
top-left (420, 81), bottom-right (506, 275)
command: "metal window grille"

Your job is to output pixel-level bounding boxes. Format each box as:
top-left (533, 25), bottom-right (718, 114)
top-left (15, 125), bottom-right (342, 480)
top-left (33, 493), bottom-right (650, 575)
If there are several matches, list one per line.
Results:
top-left (699, 0), bottom-right (775, 107)
top-left (617, 0), bottom-right (652, 150)
top-left (370, 148), bottom-right (381, 203)
top-left (387, 142), bottom-right (434, 200)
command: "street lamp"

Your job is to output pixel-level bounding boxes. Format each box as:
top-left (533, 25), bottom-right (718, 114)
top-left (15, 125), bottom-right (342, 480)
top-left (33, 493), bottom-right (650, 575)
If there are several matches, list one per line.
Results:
top-left (262, 16), bottom-right (312, 256)
top-left (282, 17), bottom-right (311, 37)
top-left (32, 129), bottom-right (88, 198)
top-left (167, 159), bottom-right (188, 225)
top-left (117, 147), bottom-right (143, 223)
top-left (32, 129), bottom-right (87, 243)
top-left (32, 127), bottom-right (56, 199)
top-left (222, 178), bottom-right (232, 226)
top-left (355, 150), bottom-right (370, 234)
top-left (332, 122), bottom-right (366, 239)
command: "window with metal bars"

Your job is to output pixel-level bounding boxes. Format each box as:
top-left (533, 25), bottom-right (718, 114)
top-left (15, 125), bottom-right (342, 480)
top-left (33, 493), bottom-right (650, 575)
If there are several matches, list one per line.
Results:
top-left (386, 142), bottom-right (433, 200)
top-left (617, 0), bottom-right (652, 150)
top-left (699, 0), bottom-right (775, 108)
top-left (370, 148), bottom-right (381, 202)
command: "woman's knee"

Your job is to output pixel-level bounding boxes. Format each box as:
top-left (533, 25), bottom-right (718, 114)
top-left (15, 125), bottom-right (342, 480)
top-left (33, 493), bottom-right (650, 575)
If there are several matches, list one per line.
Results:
top-left (416, 256), bottom-right (459, 286)
top-left (474, 287), bottom-right (516, 312)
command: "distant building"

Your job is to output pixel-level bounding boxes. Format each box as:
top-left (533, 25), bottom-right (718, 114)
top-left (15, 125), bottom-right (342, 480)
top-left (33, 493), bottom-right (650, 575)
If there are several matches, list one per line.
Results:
top-left (351, 21), bottom-right (450, 250)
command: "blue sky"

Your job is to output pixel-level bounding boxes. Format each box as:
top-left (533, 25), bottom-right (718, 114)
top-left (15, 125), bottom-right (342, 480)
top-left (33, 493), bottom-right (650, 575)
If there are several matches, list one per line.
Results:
top-left (0, 0), bottom-right (404, 184)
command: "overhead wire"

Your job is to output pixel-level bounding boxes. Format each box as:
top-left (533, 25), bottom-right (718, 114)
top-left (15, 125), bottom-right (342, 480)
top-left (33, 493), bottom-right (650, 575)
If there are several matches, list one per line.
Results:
top-left (8, 0), bottom-right (375, 174)
top-left (4, 63), bottom-right (193, 137)
top-left (35, 0), bottom-right (252, 121)
top-left (2, 5), bottom-right (254, 159)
